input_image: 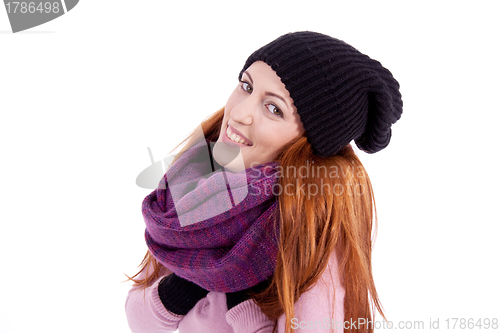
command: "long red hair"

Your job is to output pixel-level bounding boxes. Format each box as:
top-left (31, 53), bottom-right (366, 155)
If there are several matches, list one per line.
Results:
top-left (128, 107), bottom-right (385, 333)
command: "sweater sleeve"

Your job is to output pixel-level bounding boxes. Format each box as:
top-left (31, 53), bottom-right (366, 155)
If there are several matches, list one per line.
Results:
top-left (226, 252), bottom-right (345, 333)
top-left (125, 277), bottom-right (184, 333)
top-left (125, 252), bottom-right (344, 333)
top-left (125, 263), bottom-right (186, 333)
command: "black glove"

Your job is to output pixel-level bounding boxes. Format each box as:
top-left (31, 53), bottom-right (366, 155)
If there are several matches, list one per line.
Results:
top-left (226, 278), bottom-right (273, 311)
top-left (157, 274), bottom-right (210, 316)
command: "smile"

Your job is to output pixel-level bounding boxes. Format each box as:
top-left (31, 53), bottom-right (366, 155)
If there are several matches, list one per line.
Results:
top-left (226, 125), bottom-right (253, 146)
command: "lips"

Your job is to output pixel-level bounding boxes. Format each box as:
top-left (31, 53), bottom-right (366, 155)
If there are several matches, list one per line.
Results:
top-left (225, 124), bottom-right (253, 146)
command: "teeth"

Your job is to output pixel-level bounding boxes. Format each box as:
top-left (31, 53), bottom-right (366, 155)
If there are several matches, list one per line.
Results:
top-left (226, 126), bottom-right (251, 145)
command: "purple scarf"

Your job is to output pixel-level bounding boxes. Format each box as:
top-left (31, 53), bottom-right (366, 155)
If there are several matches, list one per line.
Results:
top-left (142, 139), bottom-right (280, 292)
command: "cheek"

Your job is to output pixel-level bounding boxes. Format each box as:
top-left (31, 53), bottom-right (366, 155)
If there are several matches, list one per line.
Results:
top-left (225, 88), bottom-right (241, 110)
top-left (259, 125), bottom-right (295, 156)
top-left (223, 94), bottom-right (236, 123)
top-left (254, 127), bottom-right (279, 153)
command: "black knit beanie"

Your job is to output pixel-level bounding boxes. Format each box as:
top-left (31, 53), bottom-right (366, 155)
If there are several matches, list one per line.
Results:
top-left (238, 31), bottom-right (403, 157)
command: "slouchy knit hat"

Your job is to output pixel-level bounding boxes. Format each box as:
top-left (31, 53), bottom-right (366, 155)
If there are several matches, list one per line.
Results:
top-left (239, 31), bottom-right (403, 157)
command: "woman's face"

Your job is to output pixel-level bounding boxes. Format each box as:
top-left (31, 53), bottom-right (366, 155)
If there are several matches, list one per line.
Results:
top-left (216, 61), bottom-right (304, 171)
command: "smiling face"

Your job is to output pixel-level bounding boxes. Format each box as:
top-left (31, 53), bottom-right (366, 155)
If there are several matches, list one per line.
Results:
top-left (216, 61), bottom-right (305, 171)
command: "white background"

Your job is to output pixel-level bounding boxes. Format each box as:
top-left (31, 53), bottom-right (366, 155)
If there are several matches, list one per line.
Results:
top-left (1, 1), bottom-right (499, 332)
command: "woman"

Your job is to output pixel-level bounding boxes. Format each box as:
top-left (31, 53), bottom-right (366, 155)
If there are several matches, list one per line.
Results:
top-left (126, 31), bottom-right (403, 333)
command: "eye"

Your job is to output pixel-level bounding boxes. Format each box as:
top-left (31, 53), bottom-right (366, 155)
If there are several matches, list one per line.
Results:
top-left (266, 104), bottom-right (283, 117)
top-left (241, 81), bottom-right (253, 93)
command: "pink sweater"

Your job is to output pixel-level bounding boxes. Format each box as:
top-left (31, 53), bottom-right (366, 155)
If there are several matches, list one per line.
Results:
top-left (125, 253), bottom-right (345, 333)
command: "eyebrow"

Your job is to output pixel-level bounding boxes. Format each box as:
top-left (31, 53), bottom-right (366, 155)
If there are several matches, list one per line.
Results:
top-left (244, 71), bottom-right (292, 110)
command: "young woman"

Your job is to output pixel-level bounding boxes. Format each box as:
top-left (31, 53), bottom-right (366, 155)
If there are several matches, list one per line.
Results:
top-left (125, 31), bottom-right (403, 333)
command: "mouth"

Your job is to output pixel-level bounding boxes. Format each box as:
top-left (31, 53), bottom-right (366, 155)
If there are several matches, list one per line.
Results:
top-left (223, 124), bottom-right (253, 146)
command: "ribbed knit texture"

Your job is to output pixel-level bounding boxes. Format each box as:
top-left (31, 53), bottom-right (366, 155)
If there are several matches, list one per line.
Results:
top-left (226, 290), bottom-right (251, 312)
top-left (239, 31), bottom-right (403, 157)
top-left (143, 138), bottom-right (281, 293)
top-left (226, 300), bottom-right (275, 332)
top-left (157, 274), bottom-right (210, 316)
top-left (226, 278), bottom-right (272, 310)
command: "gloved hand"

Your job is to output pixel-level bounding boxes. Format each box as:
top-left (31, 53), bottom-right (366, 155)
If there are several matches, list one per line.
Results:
top-left (226, 278), bottom-right (273, 311)
top-left (157, 273), bottom-right (210, 316)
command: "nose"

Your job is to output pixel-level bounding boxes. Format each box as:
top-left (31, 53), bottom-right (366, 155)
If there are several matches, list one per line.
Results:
top-left (230, 95), bottom-right (257, 126)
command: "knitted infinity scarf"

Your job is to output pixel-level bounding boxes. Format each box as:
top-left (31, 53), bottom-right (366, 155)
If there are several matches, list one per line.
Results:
top-left (142, 139), bottom-right (280, 292)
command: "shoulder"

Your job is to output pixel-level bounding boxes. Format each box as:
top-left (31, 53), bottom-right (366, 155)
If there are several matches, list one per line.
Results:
top-left (298, 251), bottom-right (345, 313)
top-left (278, 251), bottom-right (345, 332)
